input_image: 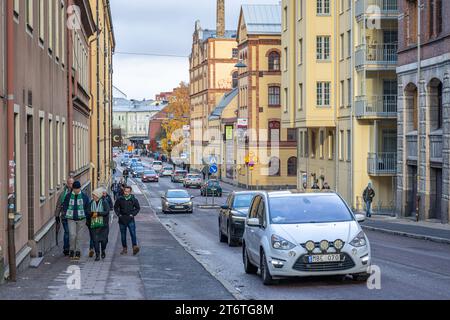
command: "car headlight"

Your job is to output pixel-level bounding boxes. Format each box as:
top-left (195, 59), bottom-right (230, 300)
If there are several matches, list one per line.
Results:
top-left (271, 235), bottom-right (296, 250)
top-left (349, 231), bottom-right (367, 247)
top-left (187, 202), bottom-right (193, 206)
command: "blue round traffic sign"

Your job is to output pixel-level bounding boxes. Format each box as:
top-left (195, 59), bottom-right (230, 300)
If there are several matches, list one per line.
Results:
top-left (209, 165), bottom-right (218, 174)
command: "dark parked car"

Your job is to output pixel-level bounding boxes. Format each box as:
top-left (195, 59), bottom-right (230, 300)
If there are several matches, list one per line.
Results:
top-left (171, 170), bottom-right (188, 183)
top-left (219, 192), bottom-right (258, 246)
top-left (161, 189), bottom-right (194, 214)
top-left (201, 179), bottom-right (222, 197)
top-left (142, 169), bottom-right (159, 183)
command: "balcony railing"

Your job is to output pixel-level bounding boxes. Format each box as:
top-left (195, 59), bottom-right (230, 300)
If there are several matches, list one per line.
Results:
top-left (355, 95), bottom-right (397, 119)
top-left (355, 44), bottom-right (398, 68)
top-left (367, 152), bottom-right (397, 175)
top-left (356, 0), bottom-right (399, 18)
top-left (430, 133), bottom-right (443, 162)
top-left (406, 134), bottom-right (418, 160)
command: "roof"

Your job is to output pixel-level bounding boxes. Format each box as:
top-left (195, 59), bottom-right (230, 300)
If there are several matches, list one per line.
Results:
top-left (113, 98), bottom-right (168, 113)
top-left (201, 29), bottom-right (237, 41)
top-left (241, 4), bottom-right (281, 35)
top-left (209, 88), bottom-right (238, 120)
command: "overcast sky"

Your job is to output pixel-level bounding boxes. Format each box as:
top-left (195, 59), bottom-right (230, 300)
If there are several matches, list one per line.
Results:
top-left (110, 0), bottom-right (280, 100)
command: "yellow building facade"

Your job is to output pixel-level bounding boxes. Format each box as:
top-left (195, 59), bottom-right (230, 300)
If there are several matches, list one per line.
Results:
top-left (89, 0), bottom-right (115, 190)
top-left (282, 0), bottom-right (398, 211)
top-left (236, 5), bottom-right (297, 190)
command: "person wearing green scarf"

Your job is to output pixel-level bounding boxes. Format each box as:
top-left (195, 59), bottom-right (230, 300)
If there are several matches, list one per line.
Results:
top-left (55, 178), bottom-right (74, 256)
top-left (62, 181), bottom-right (90, 260)
top-left (89, 189), bottom-right (111, 261)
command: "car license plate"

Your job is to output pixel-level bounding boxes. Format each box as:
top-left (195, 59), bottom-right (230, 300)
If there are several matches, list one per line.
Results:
top-left (308, 254), bottom-right (341, 263)
top-left (175, 206), bottom-right (184, 209)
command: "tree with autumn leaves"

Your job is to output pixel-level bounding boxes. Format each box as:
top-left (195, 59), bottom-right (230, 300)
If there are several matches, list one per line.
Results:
top-left (160, 82), bottom-right (190, 156)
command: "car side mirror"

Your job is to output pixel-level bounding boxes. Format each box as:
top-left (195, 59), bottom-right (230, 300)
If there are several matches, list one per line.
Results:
top-left (355, 214), bottom-right (366, 223)
top-left (221, 205), bottom-right (229, 210)
top-left (247, 218), bottom-right (260, 227)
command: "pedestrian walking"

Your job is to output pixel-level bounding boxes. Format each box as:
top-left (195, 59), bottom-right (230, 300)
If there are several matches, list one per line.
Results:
top-left (114, 186), bottom-right (141, 255)
top-left (111, 180), bottom-right (121, 201)
top-left (62, 181), bottom-right (90, 261)
top-left (122, 169), bottom-right (130, 184)
top-left (322, 182), bottom-right (331, 190)
top-left (311, 180), bottom-right (320, 190)
top-left (54, 177), bottom-right (74, 256)
top-left (88, 189), bottom-right (110, 261)
top-left (363, 182), bottom-right (376, 218)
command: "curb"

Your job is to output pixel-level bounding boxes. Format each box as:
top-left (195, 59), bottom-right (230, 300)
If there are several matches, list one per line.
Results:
top-left (361, 225), bottom-right (450, 245)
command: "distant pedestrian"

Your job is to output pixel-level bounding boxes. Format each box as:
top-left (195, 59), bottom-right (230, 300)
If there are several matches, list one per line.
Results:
top-left (363, 182), bottom-right (375, 218)
top-left (55, 177), bottom-right (74, 256)
top-left (322, 182), bottom-right (331, 190)
top-left (62, 181), bottom-right (90, 261)
top-left (311, 180), bottom-right (320, 190)
top-left (88, 189), bottom-right (110, 261)
top-left (114, 186), bottom-right (141, 255)
top-left (302, 182), bottom-right (308, 190)
top-left (111, 180), bottom-right (121, 201)
top-left (122, 169), bottom-right (130, 184)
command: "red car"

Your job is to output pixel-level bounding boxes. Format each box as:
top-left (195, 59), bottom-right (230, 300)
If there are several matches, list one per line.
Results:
top-left (141, 169), bottom-right (159, 183)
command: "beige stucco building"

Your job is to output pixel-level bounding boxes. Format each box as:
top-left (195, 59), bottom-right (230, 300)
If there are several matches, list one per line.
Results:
top-left (282, 0), bottom-right (398, 210)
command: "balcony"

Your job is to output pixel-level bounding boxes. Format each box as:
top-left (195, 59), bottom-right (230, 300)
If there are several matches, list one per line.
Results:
top-left (355, 44), bottom-right (398, 70)
top-left (355, 95), bottom-right (397, 119)
top-left (355, 0), bottom-right (398, 20)
top-left (406, 134), bottom-right (418, 161)
top-left (430, 133), bottom-right (443, 163)
top-left (367, 152), bottom-right (397, 176)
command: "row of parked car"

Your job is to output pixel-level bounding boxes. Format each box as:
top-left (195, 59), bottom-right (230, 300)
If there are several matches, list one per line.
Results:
top-left (218, 190), bottom-right (372, 285)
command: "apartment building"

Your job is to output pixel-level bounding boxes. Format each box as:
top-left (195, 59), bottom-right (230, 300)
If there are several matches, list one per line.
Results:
top-left (282, 0), bottom-right (399, 210)
top-left (397, 0), bottom-right (450, 223)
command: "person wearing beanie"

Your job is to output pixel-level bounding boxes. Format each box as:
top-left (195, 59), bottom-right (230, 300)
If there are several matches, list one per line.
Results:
top-left (88, 188), bottom-right (110, 261)
top-left (62, 181), bottom-right (90, 260)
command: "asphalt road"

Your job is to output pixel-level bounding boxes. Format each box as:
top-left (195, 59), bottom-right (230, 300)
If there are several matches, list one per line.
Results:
top-left (123, 158), bottom-right (450, 300)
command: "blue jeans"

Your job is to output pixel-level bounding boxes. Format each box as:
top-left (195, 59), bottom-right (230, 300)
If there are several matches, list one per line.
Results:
top-left (62, 219), bottom-right (70, 251)
top-left (119, 221), bottom-right (138, 248)
top-left (366, 201), bottom-right (372, 217)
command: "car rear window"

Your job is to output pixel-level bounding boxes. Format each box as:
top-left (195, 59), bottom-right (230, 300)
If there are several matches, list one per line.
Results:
top-left (268, 194), bottom-right (353, 224)
top-left (233, 194), bottom-right (255, 208)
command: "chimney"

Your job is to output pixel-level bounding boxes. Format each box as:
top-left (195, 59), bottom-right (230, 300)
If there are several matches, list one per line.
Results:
top-left (217, 0), bottom-right (225, 38)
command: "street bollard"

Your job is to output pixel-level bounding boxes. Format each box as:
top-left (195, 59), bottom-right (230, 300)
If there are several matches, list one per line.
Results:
top-left (0, 245), bottom-right (4, 284)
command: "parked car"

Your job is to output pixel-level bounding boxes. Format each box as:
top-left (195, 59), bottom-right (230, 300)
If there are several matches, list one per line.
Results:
top-left (183, 174), bottom-right (203, 189)
top-left (152, 161), bottom-right (163, 172)
top-left (142, 169), bottom-right (159, 183)
top-left (219, 192), bottom-right (258, 247)
top-left (161, 189), bottom-right (194, 214)
top-left (242, 190), bottom-right (371, 285)
top-left (171, 170), bottom-right (188, 183)
top-left (200, 179), bottom-right (222, 197)
top-left (132, 166), bottom-right (145, 178)
top-left (160, 166), bottom-right (174, 177)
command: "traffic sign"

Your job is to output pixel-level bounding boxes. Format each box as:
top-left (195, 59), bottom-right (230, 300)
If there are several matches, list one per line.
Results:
top-left (209, 155), bottom-right (217, 165)
top-left (209, 165), bottom-right (218, 174)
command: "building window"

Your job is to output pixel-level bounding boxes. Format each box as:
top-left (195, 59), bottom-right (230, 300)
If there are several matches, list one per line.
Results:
top-left (14, 112), bottom-right (21, 213)
top-left (48, 0), bottom-right (53, 52)
top-left (340, 0), bottom-right (344, 13)
top-left (316, 36), bottom-right (330, 60)
top-left (317, 0), bottom-right (330, 15)
top-left (268, 86), bottom-right (281, 106)
top-left (298, 83), bottom-right (303, 110)
top-left (347, 31), bottom-right (352, 58)
top-left (232, 48), bottom-right (238, 59)
top-left (288, 157), bottom-right (297, 176)
top-left (39, 0), bottom-right (44, 42)
top-left (14, 0), bottom-right (19, 16)
top-left (61, 2), bottom-right (65, 65)
top-left (40, 116), bottom-right (46, 198)
top-left (328, 131), bottom-right (334, 159)
top-left (299, 132), bottom-right (304, 157)
top-left (49, 119), bottom-right (54, 191)
top-left (339, 130), bottom-right (344, 160)
top-left (436, 0), bottom-right (442, 34)
top-left (340, 81), bottom-right (345, 107)
top-left (298, 38), bottom-right (303, 65)
top-left (283, 6), bottom-right (288, 31)
top-left (340, 34), bottom-right (344, 60)
top-left (347, 130), bottom-right (351, 161)
top-left (284, 88), bottom-right (288, 113)
top-left (438, 82), bottom-right (443, 129)
top-left (284, 47), bottom-right (288, 71)
top-left (56, 121), bottom-right (60, 186)
top-left (268, 51), bottom-right (280, 71)
top-left (287, 129), bottom-right (297, 142)
top-left (55, 0), bottom-right (60, 60)
top-left (304, 131), bottom-right (309, 157)
top-left (26, 0), bottom-right (34, 30)
top-left (347, 78), bottom-right (352, 107)
top-left (232, 71), bottom-right (238, 88)
top-left (268, 121), bottom-right (281, 142)
top-left (311, 131), bottom-right (316, 158)
top-left (319, 130), bottom-right (324, 159)
top-left (298, 0), bottom-right (303, 20)
top-left (62, 122), bottom-right (66, 181)
top-left (269, 157), bottom-right (281, 176)
top-left (317, 82), bottom-right (331, 106)
top-left (406, 0), bottom-right (418, 46)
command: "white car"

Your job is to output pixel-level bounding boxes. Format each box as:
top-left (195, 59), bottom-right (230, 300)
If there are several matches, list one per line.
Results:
top-left (242, 190), bottom-right (371, 285)
top-left (160, 166), bottom-right (174, 177)
top-left (151, 161), bottom-right (163, 172)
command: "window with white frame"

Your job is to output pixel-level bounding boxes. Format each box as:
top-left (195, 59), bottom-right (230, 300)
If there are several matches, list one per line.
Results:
top-left (14, 112), bottom-right (21, 213)
top-left (317, 82), bottom-right (331, 106)
top-left (14, 0), bottom-right (19, 16)
top-left (61, 2), bottom-right (65, 65)
top-left (298, 38), bottom-right (303, 65)
top-left (340, 34), bottom-right (344, 60)
top-left (56, 121), bottom-right (61, 186)
top-left (298, 0), bottom-right (303, 20)
top-left (339, 130), bottom-right (344, 160)
top-left (39, 0), bottom-right (44, 42)
top-left (48, 0), bottom-right (53, 52)
top-left (347, 78), bottom-right (352, 107)
top-left (340, 81), bottom-right (345, 107)
top-left (316, 36), bottom-right (330, 60)
top-left (347, 130), bottom-right (351, 161)
top-left (319, 130), bottom-right (324, 159)
top-left (49, 118), bottom-right (54, 191)
top-left (40, 116), bottom-right (46, 198)
top-left (62, 121), bottom-right (66, 181)
top-left (317, 0), bottom-right (330, 15)
top-left (298, 83), bottom-right (303, 110)
top-left (26, 0), bottom-right (34, 30)
top-left (328, 131), bottom-right (334, 159)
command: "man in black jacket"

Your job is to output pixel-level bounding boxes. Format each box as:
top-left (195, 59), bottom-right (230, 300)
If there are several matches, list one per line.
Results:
top-left (114, 186), bottom-right (141, 255)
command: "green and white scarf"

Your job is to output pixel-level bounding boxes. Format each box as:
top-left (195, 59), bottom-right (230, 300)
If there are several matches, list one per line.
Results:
top-left (66, 192), bottom-right (86, 220)
top-left (91, 199), bottom-right (104, 214)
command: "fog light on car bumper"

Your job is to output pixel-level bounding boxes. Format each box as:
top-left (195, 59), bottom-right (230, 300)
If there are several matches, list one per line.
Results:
top-left (271, 258), bottom-right (285, 269)
top-left (361, 254), bottom-right (370, 265)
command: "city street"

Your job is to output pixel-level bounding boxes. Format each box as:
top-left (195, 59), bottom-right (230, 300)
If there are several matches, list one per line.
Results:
top-left (126, 158), bottom-right (450, 300)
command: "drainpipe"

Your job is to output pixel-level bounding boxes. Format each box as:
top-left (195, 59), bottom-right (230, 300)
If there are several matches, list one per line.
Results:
top-left (68, 0), bottom-right (74, 174)
top-left (6, 0), bottom-right (17, 281)
top-left (417, 0), bottom-right (422, 219)
top-left (96, 0), bottom-right (100, 187)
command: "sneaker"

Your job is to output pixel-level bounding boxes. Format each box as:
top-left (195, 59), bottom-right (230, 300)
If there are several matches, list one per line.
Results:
top-left (120, 247), bottom-right (128, 255)
top-left (101, 252), bottom-right (106, 260)
top-left (63, 250), bottom-right (70, 256)
top-left (89, 249), bottom-right (95, 258)
top-left (74, 251), bottom-right (81, 260)
top-left (69, 251), bottom-right (75, 259)
top-left (132, 246), bottom-right (140, 255)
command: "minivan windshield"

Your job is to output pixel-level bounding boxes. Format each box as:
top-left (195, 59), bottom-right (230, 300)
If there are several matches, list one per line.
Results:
top-left (268, 194), bottom-right (353, 224)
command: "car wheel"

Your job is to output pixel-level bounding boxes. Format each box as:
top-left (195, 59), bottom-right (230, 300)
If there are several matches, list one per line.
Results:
top-left (260, 251), bottom-right (276, 285)
top-left (219, 221), bottom-right (227, 243)
top-left (353, 272), bottom-right (370, 282)
top-left (227, 224), bottom-right (238, 247)
top-left (243, 244), bottom-right (258, 274)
